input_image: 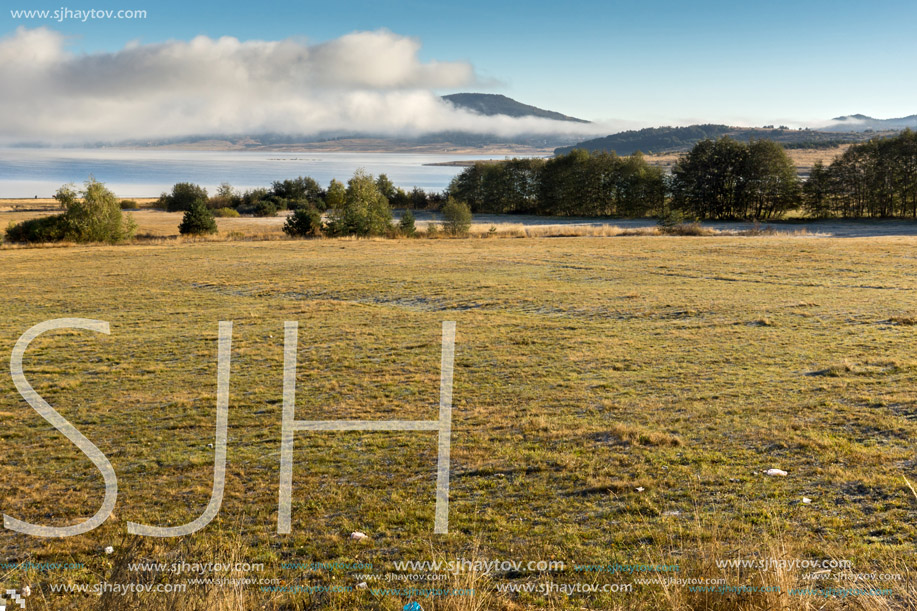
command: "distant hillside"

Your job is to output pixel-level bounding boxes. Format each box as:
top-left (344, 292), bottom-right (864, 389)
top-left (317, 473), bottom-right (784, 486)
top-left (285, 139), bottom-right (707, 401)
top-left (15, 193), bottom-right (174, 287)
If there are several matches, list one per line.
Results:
top-left (556, 125), bottom-right (735, 156)
top-left (555, 125), bottom-right (876, 156)
top-left (443, 93), bottom-right (589, 123)
top-left (112, 130), bottom-right (583, 154)
top-left (822, 113), bottom-right (917, 133)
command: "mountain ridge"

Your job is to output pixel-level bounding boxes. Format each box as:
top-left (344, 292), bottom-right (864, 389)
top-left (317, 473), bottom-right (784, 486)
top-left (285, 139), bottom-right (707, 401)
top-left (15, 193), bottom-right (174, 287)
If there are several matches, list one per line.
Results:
top-left (555, 124), bottom-right (888, 156)
top-left (442, 93), bottom-right (589, 123)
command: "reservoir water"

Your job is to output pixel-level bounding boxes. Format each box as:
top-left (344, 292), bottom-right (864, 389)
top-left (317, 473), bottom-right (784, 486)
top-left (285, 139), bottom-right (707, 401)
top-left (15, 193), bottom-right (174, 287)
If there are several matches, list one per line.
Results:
top-left (0, 148), bottom-right (517, 198)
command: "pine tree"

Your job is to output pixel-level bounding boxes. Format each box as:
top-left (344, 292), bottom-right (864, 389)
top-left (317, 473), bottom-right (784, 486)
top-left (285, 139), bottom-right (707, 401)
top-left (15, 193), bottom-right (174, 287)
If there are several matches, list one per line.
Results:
top-left (179, 199), bottom-right (217, 235)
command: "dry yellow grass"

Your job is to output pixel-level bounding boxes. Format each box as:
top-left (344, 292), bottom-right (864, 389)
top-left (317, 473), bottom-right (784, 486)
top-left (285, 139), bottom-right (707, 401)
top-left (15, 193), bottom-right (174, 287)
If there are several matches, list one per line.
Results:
top-left (0, 209), bottom-right (823, 245)
top-left (1, 236), bottom-right (917, 609)
top-left (643, 146), bottom-right (852, 174)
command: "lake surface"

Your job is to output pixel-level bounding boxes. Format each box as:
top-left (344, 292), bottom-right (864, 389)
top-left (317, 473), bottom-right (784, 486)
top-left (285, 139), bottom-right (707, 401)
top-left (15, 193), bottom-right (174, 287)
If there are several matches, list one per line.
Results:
top-left (0, 148), bottom-right (515, 198)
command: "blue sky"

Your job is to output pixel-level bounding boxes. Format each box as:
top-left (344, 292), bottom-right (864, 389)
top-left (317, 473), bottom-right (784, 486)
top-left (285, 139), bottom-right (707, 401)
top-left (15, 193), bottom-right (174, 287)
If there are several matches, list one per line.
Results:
top-left (3, 0), bottom-right (916, 127)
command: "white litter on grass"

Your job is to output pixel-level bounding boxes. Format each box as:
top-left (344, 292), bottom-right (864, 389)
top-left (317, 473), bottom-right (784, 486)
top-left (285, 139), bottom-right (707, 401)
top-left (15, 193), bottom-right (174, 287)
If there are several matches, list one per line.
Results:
top-left (802, 497), bottom-right (812, 504)
top-left (356, 582), bottom-right (368, 589)
top-left (636, 487), bottom-right (645, 492)
top-left (351, 531), bottom-right (369, 541)
top-left (663, 510), bottom-right (681, 517)
top-left (21, 585), bottom-right (31, 597)
top-left (765, 469), bottom-right (787, 477)
top-left (104, 546), bottom-right (114, 555)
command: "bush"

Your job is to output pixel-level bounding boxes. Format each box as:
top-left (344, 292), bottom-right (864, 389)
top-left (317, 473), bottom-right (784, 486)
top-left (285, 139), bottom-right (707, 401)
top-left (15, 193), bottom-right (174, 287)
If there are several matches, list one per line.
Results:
top-left (212, 207), bottom-right (240, 218)
top-left (283, 198), bottom-right (313, 211)
top-left (272, 176), bottom-right (324, 207)
top-left (6, 178), bottom-right (135, 244)
top-left (5, 215), bottom-right (66, 243)
top-left (209, 183), bottom-right (241, 210)
top-left (179, 199), bottom-right (218, 235)
top-left (58, 179), bottom-right (137, 243)
top-left (237, 188), bottom-right (278, 216)
top-left (283, 206), bottom-right (323, 238)
top-left (324, 169), bottom-right (392, 237)
top-left (252, 199), bottom-right (277, 217)
top-left (660, 222), bottom-right (714, 236)
top-left (159, 182), bottom-right (208, 212)
top-left (120, 199), bottom-right (139, 210)
top-left (423, 222), bottom-right (440, 238)
top-left (440, 197), bottom-right (472, 235)
top-left (398, 210), bottom-right (417, 237)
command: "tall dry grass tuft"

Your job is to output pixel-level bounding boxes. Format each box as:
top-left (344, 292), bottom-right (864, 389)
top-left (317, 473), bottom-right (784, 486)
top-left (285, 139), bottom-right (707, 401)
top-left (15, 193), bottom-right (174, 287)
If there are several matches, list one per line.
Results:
top-left (96, 527), bottom-right (252, 611)
top-left (432, 538), bottom-right (498, 611)
top-left (659, 222), bottom-right (716, 237)
top-left (643, 489), bottom-right (916, 611)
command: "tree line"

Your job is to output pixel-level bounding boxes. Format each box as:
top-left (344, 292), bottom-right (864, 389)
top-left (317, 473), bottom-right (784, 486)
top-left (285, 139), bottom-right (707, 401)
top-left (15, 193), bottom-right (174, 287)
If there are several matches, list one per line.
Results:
top-left (448, 143), bottom-right (797, 220)
top-left (4, 170), bottom-right (473, 243)
top-left (160, 174), bottom-right (445, 218)
top-left (160, 170), bottom-right (468, 238)
top-left (450, 131), bottom-right (917, 220)
top-left (803, 130), bottom-right (917, 218)
top-left (446, 151), bottom-right (665, 217)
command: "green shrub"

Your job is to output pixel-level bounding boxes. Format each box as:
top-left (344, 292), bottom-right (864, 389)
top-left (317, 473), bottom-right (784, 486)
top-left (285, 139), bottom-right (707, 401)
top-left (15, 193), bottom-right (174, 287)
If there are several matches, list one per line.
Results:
top-left (440, 197), bottom-right (472, 236)
top-left (252, 199), bottom-right (278, 217)
top-left (237, 188), bottom-right (278, 216)
top-left (179, 199), bottom-right (218, 235)
top-left (324, 170), bottom-right (392, 237)
top-left (120, 199), bottom-right (139, 210)
top-left (5, 214), bottom-right (66, 243)
top-left (159, 182), bottom-right (208, 212)
top-left (284, 198), bottom-right (313, 211)
top-left (423, 223), bottom-right (440, 238)
top-left (283, 206), bottom-right (323, 238)
top-left (272, 176), bottom-right (324, 208)
top-left (209, 183), bottom-right (242, 210)
top-left (398, 210), bottom-right (417, 237)
top-left (213, 207), bottom-right (240, 218)
top-left (56, 180), bottom-right (137, 243)
top-left (6, 178), bottom-right (135, 244)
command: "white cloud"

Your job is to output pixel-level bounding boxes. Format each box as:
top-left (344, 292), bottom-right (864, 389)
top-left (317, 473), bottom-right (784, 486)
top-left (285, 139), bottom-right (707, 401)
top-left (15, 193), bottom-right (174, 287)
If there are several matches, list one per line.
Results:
top-left (0, 27), bottom-right (604, 144)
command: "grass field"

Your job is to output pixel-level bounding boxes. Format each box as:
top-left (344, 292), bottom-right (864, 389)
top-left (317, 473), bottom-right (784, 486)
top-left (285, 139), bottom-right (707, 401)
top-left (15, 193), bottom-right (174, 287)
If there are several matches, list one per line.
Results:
top-left (643, 146), bottom-right (852, 176)
top-left (1, 236), bottom-right (916, 610)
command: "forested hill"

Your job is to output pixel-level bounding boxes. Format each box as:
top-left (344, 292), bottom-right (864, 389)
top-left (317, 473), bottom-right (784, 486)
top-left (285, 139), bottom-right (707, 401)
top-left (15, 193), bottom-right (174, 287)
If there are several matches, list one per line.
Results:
top-left (443, 93), bottom-right (589, 123)
top-left (555, 124), bottom-right (875, 156)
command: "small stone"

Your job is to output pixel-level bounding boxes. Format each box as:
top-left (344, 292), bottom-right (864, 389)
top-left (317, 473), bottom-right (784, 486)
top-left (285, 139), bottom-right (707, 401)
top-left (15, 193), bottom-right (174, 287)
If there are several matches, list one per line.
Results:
top-left (104, 546), bottom-right (114, 555)
top-left (802, 497), bottom-right (812, 504)
top-left (356, 581), bottom-right (368, 589)
top-left (765, 469), bottom-right (787, 477)
top-left (22, 585), bottom-right (31, 597)
top-left (351, 531), bottom-right (369, 541)
top-left (636, 487), bottom-right (645, 492)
